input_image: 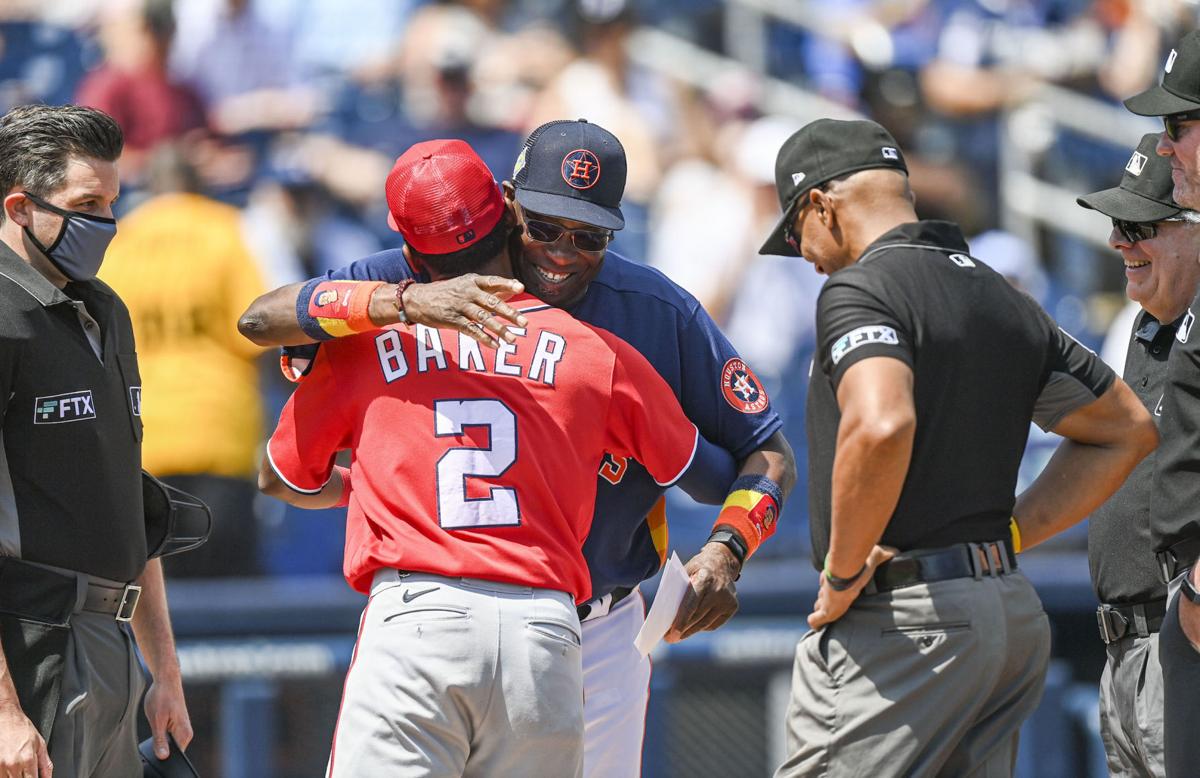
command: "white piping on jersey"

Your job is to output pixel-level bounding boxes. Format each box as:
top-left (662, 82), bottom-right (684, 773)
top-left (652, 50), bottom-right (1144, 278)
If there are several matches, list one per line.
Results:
top-left (858, 243), bottom-right (968, 265)
top-left (653, 423), bottom-right (700, 488)
top-left (266, 441), bottom-right (330, 495)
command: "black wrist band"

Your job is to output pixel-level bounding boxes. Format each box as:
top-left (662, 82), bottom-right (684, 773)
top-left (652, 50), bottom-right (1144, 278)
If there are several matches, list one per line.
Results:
top-left (824, 562), bottom-right (868, 591)
top-left (707, 529), bottom-right (747, 566)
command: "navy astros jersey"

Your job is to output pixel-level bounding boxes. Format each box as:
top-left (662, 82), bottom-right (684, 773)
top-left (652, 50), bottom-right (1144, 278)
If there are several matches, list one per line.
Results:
top-left (287, 249), bottom-right (782, 599)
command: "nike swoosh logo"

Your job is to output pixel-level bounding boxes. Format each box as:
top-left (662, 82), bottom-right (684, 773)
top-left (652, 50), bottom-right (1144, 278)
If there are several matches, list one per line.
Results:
top-left (402, 587), bottom-right (439, 603)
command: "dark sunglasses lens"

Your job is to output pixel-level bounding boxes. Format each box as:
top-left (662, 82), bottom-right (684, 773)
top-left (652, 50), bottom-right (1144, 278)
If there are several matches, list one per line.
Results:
top-left (1114, 219), bottom-right (1154, 243)
top-left (1166, 117), bottom-right (1179, 142)
top-left (572, 231), bottom-right (609, 251)
top-left (525, 219), bottom-right (564, 243)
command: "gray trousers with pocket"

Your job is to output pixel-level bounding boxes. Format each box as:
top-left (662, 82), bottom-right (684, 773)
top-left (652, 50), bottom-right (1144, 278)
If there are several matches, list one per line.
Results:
top-left (1100, 632), bottom-right (1165, 778)
top-left (1159, 578), bottom-right (1200, 777)
top-left (777, 572), bottom-right (1050, 778)
top-left (326, 570), bottom-right (584, 778)
top-left (49, 611), bottom-right (146, 778)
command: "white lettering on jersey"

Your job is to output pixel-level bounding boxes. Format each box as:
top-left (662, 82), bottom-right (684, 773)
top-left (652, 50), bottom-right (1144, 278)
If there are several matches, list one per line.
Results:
top-left (415, 324), bottom-right (447, 373)
top-left (529, 331), bottom-right (566, 386)
top-left (376, 330), bottom-right (408, 382)
top-left (493, 327), bottom-right (526, 377)
top-left (457, 333), bottom-right (487, 371)
top-left (1178, 310), bottom-right (1195, 344)
top-left (831, 325), bottom-right (900, 366)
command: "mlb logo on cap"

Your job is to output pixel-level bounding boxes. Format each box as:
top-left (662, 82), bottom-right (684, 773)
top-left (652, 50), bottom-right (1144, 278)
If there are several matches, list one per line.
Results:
top-left (882, 147), bottom-right (899, 160)
top-left (1126, 151), bottom-right (1148, 176)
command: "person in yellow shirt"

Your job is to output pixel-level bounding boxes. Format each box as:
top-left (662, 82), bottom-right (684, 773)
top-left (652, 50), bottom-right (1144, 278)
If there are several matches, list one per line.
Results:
top-left (101, 145), bottom-right (267, 577)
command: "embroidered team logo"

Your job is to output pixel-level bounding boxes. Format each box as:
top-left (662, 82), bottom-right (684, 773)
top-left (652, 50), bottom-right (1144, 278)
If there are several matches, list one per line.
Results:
top-left (561, 149), bottom-right (601, 190)
top-left (316, 289), bottom-right (339, 307)
top-left (882, 147), bottom-right (899, 160)
top-left (763, 503), bottom-right (777, 529)
top-left (1167, 49), bottom-right (1178, 74)
top-left (831, 325), bottom-right (900, 365)
top-left (34, 390), bottom-right (96, 424)
top-left (1126, 151), bottom-right (1148, 176)
top-left (129, 386), bottom-right (142, 416)
top-left (721, 358), bottom-right (769, 413)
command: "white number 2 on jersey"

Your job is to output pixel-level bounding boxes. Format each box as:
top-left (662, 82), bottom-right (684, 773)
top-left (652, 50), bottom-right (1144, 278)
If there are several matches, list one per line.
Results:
top-left (434, 399), bottom-right (519, 528)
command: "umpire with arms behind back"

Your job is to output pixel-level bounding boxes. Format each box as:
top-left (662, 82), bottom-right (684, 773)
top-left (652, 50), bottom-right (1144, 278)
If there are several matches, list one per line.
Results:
top-left (0, 104), bottom-right (192, 777)
top-left (762, 118), bottom-right (1157, 777)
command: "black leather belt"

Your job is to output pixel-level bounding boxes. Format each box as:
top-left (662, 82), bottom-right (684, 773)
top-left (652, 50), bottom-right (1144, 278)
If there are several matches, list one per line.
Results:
top-left (83, 581), bottom-right (143, 622)
top-left (866, 540), bottom-right (1017, 595)
top-left (1155, 536), bottom-right (1200, 584)
top-left (577, 586), bottom-right (634, 622)
top-left (1096, 598), bottom-right (1167, 644)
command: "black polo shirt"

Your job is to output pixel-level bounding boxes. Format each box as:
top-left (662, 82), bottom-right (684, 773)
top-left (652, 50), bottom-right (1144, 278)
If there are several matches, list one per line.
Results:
top-left (806, 221), bottom-right (1115, 568)
top-left (0, 243), bottom-right (146, 582)
top-left (1151, 289), bottom-right (1200, 552)
top-left (1089, 311), bottom-right (1175, 605)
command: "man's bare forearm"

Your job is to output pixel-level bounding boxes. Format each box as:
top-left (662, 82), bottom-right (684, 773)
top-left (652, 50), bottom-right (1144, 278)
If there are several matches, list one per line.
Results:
top-left (131, 559), bottom-right (181, 684)
top-left (238, 282), bottom-right (313, 346)
top-left (734, 430), bottom-right (797, 498)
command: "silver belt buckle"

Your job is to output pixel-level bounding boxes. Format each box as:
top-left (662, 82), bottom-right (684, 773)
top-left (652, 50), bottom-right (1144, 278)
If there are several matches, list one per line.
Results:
top-left (116, 584), bottom-right (142, 622)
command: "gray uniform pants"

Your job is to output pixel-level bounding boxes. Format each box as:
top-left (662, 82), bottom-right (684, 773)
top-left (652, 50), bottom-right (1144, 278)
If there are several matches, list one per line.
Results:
top-left (49, 612), bottom-right (146, 778)
top-left (1100, 632), bottom-right (1165, 778)
top-left (777, 572), bottom-right (1050, 778)
top-left (327, 570), bottom-right (584, 778)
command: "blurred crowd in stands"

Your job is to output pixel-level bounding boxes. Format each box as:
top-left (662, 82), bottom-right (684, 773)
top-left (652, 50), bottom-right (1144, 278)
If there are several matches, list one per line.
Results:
top-left (3, 0), bottom-right (1193, 576)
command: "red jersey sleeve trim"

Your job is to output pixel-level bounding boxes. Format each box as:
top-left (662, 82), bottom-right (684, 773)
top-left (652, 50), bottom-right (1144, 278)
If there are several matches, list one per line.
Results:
top-left (652, 423), bottom-right (700, 488)
top-left (266, 438), bottom-right (331, 495)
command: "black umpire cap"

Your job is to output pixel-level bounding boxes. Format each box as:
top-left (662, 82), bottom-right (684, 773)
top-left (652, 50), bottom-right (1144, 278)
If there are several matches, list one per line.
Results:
top-left (512, 119), bottom-right (626, 231)
top-left (1077, 133), bottom-right (1182, 222)
top-left (140, 735), bottom-right (200, 778)
top-left (1125, 30), bottom-right (1200, 116)
top-left (759, 118), bottom-right (908, 256)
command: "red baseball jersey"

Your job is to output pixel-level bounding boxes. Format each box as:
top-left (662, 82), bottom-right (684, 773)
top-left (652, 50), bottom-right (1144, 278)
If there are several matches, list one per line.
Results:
top-left (267, 294), bottom-right (699, 601)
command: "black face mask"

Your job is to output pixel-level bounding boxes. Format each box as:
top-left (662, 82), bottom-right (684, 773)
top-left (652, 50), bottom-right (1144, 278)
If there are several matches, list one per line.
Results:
top-left (21, 192), bottom-right (118, 281)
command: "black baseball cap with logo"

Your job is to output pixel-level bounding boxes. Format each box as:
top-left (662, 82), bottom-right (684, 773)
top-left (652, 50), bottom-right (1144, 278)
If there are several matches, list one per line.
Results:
top-left (759, 118), bottom-right (908, 256)
top-left (511, 119), bottom-right (626, 230)
top-left (1125, 30), bottom-right (1200, 116)
top-left (1077, 133), bottom-right (1182, 221)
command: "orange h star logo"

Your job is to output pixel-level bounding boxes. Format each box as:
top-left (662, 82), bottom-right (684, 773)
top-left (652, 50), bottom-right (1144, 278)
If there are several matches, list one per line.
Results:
top-left (569, 159), bottom-right (594, 181)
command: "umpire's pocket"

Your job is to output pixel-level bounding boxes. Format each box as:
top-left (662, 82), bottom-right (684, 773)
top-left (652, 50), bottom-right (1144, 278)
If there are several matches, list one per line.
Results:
top-left (527, 618), bottom-right (582, 650)
top-left (880, 621), bottom-right (970, 653)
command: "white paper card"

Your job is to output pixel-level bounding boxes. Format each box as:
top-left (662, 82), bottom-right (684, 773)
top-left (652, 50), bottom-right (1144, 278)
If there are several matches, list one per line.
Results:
top-left (634, 551), bottom-right (692, 656)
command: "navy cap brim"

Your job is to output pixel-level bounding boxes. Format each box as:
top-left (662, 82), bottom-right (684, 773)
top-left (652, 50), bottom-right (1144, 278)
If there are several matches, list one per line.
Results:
top-left (1076, 186), bottom-right (1181, 222)
top-left (1124, 84), bottom-right (1200, 117)
top-left (514, 188), bottom-right (624, 231)
top-left (758, 209), bottom-right (800, 256)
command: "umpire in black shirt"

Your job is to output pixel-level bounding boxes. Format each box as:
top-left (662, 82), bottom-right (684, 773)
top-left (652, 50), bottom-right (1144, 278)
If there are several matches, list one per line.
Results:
top-left (1076, 133), bottom-right (1200, 778)
top-left (0, 105), bottom-right (192, 776)
top-left (761, 118), bottom-right (1157, 777)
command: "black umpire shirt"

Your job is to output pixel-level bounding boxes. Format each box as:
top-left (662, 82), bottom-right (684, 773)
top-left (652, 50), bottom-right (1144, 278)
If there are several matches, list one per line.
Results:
top-left (806, 221), bottom-right (1115, 568)
top-left (0, 242), bottom-right (146, 582)
top-left (1151, 289), bottom-right (1200, 552)
top-left (1089, 311), bottom-right (1175, 605)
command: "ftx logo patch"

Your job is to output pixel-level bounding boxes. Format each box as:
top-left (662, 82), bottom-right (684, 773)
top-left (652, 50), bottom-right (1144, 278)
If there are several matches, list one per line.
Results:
top-left (831, 325), bottom-right (899, 365)
top-left (34, 390), bottom-right (96, 424)
top-left (1126, 151), bottom-right (1147, 176)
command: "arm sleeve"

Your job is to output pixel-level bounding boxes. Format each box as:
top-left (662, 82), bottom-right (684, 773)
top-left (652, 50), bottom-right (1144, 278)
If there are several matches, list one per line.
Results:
top-left (266, 346), bottom-right (354, 493)
top-left (603, 336), bottom-right (700, 488)
top-left (1032, 313), bottom-right (1117, 431)
top-left (675, 305), bottom-right (782, 462)
top-left (675, 433), bottom-right (738, 504)
top-left (816, 276), bottom-right (914, 389)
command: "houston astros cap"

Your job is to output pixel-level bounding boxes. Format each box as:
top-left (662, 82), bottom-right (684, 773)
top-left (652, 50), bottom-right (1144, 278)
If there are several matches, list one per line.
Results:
top-left (759, 118), bottom-right (908, 256)
top-left (1125, 30), bottom-right (1200, 116)
top-left (512, 119), bottom-right (626, 230)
top-left (1077, 133), bottom-right (1182, 222)
top-left (385, 139), bottom-right (505, 255)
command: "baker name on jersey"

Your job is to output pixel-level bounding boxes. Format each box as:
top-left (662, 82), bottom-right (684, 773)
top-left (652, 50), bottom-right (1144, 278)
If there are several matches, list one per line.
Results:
top-left (375, 324), bottom-right (567, 386)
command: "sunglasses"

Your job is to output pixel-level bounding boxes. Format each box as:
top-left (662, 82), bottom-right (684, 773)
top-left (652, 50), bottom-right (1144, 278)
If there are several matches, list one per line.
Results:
top-left (1164, 109), bottom-right (1200, 142)
top-left (523, 216), bottom-right (612, 252)
top-left (1112, 213), bottom-right (1194, 244)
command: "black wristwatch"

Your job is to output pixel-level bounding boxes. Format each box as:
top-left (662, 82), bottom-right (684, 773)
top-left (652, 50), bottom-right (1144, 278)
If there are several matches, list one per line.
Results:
top-left (707, 529), bottom-right (747, 566)
top-left (1182, 571), bottom-right (1200, 605)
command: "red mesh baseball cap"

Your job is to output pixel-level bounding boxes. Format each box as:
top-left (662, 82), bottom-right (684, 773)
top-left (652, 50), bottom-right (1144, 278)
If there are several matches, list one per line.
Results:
top-left (385, 139), bottom-right (505, 255)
